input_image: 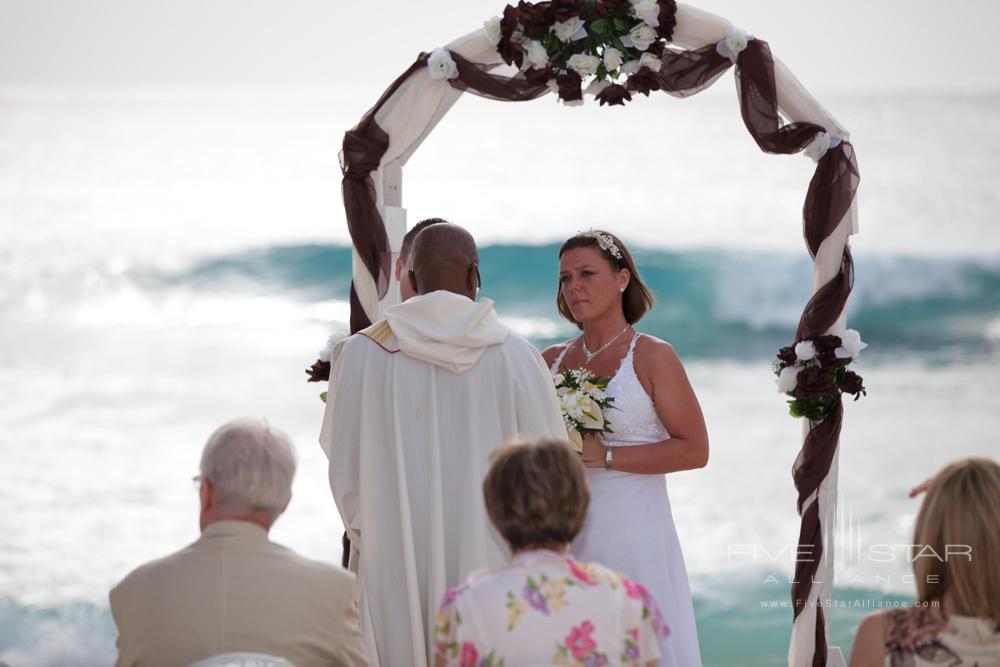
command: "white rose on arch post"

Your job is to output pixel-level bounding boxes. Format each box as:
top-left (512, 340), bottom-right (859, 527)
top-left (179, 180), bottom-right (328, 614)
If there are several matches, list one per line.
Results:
top-left (426, 48), bottom-right (459, 80)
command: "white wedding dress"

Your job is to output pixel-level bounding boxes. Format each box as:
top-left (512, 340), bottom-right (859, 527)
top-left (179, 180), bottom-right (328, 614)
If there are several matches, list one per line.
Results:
top-left (551, 333), bottom-right (702, 667)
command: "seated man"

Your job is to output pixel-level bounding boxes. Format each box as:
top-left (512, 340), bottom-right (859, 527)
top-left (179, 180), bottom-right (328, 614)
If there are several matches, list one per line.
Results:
top-left (110, 418), bottom-right (367, 667)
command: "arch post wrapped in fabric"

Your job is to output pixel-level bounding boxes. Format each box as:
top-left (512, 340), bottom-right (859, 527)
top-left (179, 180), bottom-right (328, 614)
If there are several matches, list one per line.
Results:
top-left (328, 3), bottom-right (861, 665)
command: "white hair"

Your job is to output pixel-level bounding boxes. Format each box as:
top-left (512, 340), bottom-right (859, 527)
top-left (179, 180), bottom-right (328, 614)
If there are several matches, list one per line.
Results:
top-left (199, 418), bottom-right (296, 515)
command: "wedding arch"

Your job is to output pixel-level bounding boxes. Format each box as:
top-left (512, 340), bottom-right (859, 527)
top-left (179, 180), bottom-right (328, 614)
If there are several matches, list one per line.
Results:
top-left (334, 3), bottom-right (860, 665)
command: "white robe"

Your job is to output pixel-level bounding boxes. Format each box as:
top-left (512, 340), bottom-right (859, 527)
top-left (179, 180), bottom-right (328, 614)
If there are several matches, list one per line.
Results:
top-left (320, 291), bottom-right (566, 667)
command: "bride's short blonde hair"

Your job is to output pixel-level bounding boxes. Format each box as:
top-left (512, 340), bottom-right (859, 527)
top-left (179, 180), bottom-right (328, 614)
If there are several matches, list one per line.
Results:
top-left (913, 457), bottom-right (1000, 622)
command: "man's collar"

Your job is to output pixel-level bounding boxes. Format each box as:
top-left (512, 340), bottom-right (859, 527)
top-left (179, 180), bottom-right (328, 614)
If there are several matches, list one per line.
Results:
top-left (200, 519), bottom-right (269, 541)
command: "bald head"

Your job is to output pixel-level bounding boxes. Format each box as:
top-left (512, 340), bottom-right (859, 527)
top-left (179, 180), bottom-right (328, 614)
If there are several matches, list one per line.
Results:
top-left (408, 223), bottom-right (480, 299)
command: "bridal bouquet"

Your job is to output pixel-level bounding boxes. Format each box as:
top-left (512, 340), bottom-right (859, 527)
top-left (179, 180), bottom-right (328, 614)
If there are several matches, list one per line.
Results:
top-left (483, 0), bottom-right (678, 106)
top-left (553, 368), bottom-right (615, 452)
top-left (774, 330), bottom-right (868, 422)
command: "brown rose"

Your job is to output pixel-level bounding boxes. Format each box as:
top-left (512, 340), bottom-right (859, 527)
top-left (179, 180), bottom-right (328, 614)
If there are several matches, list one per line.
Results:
top-left (776, 345), bottom-right (797, 368)
top-left (793, 366), bottom-right (833, 399)
top-left (518, 0), bottom-right (553, 38)
top-left (550, 0), bottom-right (582, 23)
top-left (596, 83), bottom-right (632, 106)
top-left (838, 370), bottom-right (866, 399)
top-left (656, 0), bottom-right (678, 40)
top-left (626, 67), bottom-right (661, 96)
top-left (306, 359), bottom-right (331, 383)
top-left (556, 69), bottom-right (583, 103)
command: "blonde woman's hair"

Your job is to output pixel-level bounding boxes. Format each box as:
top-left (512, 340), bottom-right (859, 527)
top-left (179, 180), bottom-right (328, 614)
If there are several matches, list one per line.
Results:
top-left (913, 457), bottom-right (1000, 622)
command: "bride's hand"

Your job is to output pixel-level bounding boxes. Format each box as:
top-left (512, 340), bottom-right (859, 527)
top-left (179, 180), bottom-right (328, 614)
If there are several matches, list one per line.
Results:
top-left (580, 433), bottom-right (605, 468)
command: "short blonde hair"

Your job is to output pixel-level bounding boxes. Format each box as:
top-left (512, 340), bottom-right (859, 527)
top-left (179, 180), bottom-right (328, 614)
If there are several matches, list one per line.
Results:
top-left (482, 439), bottom-right (589, 552)
top-left (913, 457), bottom-right (1000, 622)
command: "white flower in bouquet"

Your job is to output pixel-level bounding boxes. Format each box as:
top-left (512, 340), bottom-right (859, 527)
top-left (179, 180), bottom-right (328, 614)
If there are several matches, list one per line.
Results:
top-left (427, 48), bottom-right (459, 80)
top-left (525, 40), bottom-right (549, 68)
top-left (552, 366), bottom-right (615, 453)
top-left (631, 0), bottom-right (661, 27)
top-left (483, 16), bottom-right (503, 46)
top-left (624, 24), bottom-right (657, 51)
top-left (553, 16), bottom-right (587, 43)
top-left (776, 365), bottom-right (799, 394)
top-left (639, 52), bottom-right (663, 72)
top-left (585, 79), bottom-right (612, 96)
top-left (621, 59), bottom-right (642, 75)
top-left (567, 53), bottom-right (601, 77)
top-left (603, 47), bottom-right (624, 71)
top-left (838, 329), bottom-right (868, 359)
top-left (794, 340), bottom-right (817, 362)
top-left (577, 396), bottom-right (606, 430)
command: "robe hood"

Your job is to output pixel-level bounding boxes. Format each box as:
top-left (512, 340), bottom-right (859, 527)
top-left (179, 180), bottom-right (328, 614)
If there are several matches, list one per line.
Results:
top-left (383, 290), bottom-right (511, 373)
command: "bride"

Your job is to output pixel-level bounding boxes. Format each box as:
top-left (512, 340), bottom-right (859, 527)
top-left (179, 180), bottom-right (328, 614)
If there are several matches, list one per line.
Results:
top-left (542, 230), bottom-right (709, 667)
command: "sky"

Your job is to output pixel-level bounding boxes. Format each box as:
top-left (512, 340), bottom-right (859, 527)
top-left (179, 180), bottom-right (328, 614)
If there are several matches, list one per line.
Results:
top-left (1, 0), bottom-right (1000, 94)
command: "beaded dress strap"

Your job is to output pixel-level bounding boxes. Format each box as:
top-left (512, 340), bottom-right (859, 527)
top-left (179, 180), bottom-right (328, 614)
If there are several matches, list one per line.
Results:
top-left (550, 341), bottom-right (574, 374)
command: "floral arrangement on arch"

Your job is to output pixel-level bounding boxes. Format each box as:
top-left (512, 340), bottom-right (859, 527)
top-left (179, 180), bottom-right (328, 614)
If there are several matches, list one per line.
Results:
top-left (481, 0), bottom-right (680, 106)
top-left (774, 330), bottom-right (868, 422)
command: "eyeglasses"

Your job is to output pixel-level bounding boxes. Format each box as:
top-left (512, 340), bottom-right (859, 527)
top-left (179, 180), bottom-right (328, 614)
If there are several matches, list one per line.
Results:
top-left (191, 474), bottom-right (202, 489)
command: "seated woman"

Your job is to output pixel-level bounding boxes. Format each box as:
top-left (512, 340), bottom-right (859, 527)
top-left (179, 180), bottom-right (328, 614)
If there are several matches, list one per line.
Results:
top-left (434, 438), bottom-right (669, 667)
top-left (850, 457), bottom-right (1000, 667)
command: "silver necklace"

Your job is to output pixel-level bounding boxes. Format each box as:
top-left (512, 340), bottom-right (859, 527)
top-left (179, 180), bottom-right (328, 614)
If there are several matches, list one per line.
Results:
top-left (580, 325), bottom-right (631, 363)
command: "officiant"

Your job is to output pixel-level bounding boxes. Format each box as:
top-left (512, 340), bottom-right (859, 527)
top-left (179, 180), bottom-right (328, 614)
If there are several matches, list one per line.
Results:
top-left (320, 222), bottom-right (566, 667)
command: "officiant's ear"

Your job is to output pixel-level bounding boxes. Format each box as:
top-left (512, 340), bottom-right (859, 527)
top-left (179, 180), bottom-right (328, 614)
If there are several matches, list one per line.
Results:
top-left (408, 268), bottom-right (418, 295)
top-left (468, 262), bottom-right (481, 294)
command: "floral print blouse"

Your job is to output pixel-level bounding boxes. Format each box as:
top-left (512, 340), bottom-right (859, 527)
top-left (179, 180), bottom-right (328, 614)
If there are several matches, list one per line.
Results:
top-left (434, 549), bottom-right (668, 667)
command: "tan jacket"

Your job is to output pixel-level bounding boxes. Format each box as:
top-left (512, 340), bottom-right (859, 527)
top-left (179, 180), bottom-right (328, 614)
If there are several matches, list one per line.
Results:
top-left (109, 521), bottom-right (367, 667)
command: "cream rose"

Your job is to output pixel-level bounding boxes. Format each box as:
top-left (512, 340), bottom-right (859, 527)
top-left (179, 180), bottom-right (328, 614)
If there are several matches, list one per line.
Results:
top-left (525, 40), bottom-right (549, 68)
top-left (631, 0), bottom-right (660, 27)
top-left (639, 52), bottom-right (662, 72)
top-left (603, 47), bottom-right (624, 71)
top-left (553, 16), bottom-right (587, 43)
top-left (625, 23), bottom-right (657, 51)
top-left (427, 48), bottom-right (459, 80)
top-left (483, 16), bottom-right (502, 47)
top-left (567, 53), bottom-right (601, 77)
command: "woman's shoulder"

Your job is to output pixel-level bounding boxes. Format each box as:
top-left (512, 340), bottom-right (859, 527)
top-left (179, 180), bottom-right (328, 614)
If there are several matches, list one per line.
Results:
top-left (541, 339), bottom-right (576, 367)
top-left (632, 333), bottom-right (683, 372)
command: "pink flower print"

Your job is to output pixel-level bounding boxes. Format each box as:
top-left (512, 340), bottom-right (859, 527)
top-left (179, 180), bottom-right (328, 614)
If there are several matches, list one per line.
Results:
top-left (460, 642), bottom-right (478, 667)
top-left (622, 577), bottom-right (646, 600)
top-left (567, 558), bottom-right (596, 585)
top-left (566, 620), bottom-right (597, 659)
top-left (630, 627), bottom-right (639, 642)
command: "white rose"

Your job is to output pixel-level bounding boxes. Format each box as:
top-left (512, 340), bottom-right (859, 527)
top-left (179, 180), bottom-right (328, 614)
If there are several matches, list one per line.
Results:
top-left (553, 16), bottom-right (587, 43)
top-left (776, 366), bottom-right (799, 394)
top-left (716, 26), bottom-right (750, 63)
top-left (804, 131), bottom-right (833, 162)
top-left (621, 59), bottom-right (642, 75)
top-left (840, 329), bottom-right (868, 358)
top-left (524, 40), bottom-right (549, 68)
top-left (567, 53), bottom-right (601, 77)
top-left (427, 48), bottom-right (459, 80)
top-left (639, 52), bottom-right (662, 72)
top-left (603, 47), bottom-right (623, 71)
top-left (794, 340), bottom-right (817, 362)
top-left (553, 372), bottom-right (565, 386)
top-left (585, 79), bottom-right (611, 96)
top-left (631, 0), bottom-right (660, 27)
top-left (624, 23), bottom-right (657, 51)
top-left (483, 16), bottom-right (503, 47)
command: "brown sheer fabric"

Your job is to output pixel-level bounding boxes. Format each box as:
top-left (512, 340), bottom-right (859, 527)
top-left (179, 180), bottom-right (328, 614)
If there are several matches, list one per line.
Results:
top-left (341, 55), bottom-right (430, 336)
top-left (447, 52), bottom-right (551, 101)
top-left (736, 40), bottom-right (825, 154)
top-left (657, 43), bottom-right (732, 98)
top-left (805, 143), bottom-right (860, 257)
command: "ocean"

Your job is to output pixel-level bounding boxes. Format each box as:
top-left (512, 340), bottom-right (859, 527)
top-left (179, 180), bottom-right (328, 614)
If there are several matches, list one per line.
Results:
top-left (1, 85), bottom-right (998, 666)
